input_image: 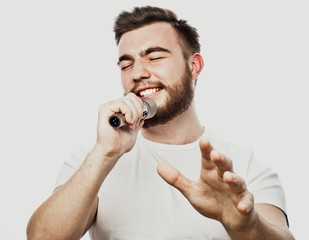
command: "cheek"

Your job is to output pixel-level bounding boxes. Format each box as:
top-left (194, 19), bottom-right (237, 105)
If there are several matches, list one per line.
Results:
top-left (121, 71), bottom-right (133, 93)
top-left (150, 65), bottom-right (173, 83)
top-left (153, 61), bottom-right (184, 81)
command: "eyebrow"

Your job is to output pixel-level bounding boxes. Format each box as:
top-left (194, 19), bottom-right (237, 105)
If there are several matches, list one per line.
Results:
top-left (117, 46), bottom-right (171, 65)
top-left (142, 46), bottom-right (171, 56)
top-left (117, 55), bottom-right (133, 65)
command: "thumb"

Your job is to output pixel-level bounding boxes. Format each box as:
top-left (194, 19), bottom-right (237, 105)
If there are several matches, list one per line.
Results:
top-left (157, 162), bottom-right (193, 197)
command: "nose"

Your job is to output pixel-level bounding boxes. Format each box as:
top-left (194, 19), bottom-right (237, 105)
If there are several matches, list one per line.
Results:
top-left (131, 60), bottom-right (151, 82)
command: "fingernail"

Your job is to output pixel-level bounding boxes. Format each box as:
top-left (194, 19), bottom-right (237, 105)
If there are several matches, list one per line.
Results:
top-left (246, 205), bottom-right (253, 213)
top-left (233, 174), bottom-right (237, 183)
top-left (220, 152), bottom-right (224, 161)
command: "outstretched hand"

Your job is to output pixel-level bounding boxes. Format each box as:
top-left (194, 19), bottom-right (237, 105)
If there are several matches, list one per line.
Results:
top-left (157, 137), bottom-right (256, 231)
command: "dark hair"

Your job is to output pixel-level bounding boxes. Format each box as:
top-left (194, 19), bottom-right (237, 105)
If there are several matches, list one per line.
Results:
top-left (114, 6), bottom-right (200, 59)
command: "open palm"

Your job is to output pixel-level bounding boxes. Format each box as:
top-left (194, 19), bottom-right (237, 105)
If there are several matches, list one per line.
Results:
top-left (157, 137), bottom-right (255, 231)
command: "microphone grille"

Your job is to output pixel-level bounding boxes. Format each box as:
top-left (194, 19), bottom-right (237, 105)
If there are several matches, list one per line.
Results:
top-left (142, 98), bottom-right (157, 119)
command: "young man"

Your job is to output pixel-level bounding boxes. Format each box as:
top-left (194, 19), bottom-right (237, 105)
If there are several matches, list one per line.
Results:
top-left (27, 6), bottom-right (294, 240)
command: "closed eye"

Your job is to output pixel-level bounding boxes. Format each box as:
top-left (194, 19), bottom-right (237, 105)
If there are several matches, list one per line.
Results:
top-left (149, 57), bottom-right (165, 62)
top-left (120, 64), bottom-right (132, 71)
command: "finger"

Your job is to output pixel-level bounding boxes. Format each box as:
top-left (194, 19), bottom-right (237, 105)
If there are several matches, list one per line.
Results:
top-left (125, 93), bottom-right (144, 125)
top-left (199, 137), bottom-right (215, 170)
top-left (237, 192), bottom-right (254, 215)
top-left (110, 100), bottom-right (135, 126)
top-left (123, 96), bottom-right (142, 127)
top-left (157, 162), bottom-right (193, 198)
top-left (223, 171), bottom-right (254, 214)
top-left (137, 119), bottom-right (144, 128)
top-left (133, 119), bottom-right (144, 132)
top-left (223, 171), bottom-right (246, 193)
top-left (107, 97), bottom-right (140, 128)
top-left (210, 151), bottom-right (233, 177)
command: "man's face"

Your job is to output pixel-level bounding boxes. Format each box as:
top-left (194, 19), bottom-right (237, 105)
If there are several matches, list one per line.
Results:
top-left (118, 22), bottom-right (194, 127)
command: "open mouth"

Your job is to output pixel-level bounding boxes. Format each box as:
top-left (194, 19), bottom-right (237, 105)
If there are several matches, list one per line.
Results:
top-left (137, 87), bottom-right (162, 98)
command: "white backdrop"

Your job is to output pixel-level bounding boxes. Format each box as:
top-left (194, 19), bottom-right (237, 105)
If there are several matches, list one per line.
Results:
top-left (0, 1), bottom-right (308, 239)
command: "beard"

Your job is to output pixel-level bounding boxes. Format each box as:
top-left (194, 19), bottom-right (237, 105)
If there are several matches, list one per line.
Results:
top-left (142, 64), bottom-right (195, 128)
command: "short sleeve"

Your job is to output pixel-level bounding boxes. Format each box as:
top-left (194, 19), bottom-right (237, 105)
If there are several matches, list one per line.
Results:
top-left (246, 152), bottom-right (287, 215)
top-left (54, 147), bottom-right (89, 189)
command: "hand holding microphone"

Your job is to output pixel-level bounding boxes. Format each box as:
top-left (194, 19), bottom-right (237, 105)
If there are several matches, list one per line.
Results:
top-left (109, 97), bottom-right (157, 129)
top-left (95, 94), bottom-right (155, 161)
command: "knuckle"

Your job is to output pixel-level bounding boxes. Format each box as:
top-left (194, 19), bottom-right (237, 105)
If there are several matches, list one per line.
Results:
top-left (98, 103), bottom-right (108, 113)
top-left (240, 178), bottom-right (247, 190)
top-left (126, 92), bottom-right (138, 100)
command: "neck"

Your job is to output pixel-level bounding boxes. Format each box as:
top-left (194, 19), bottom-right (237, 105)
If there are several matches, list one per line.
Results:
top-left (141, 102), bottom-right (204, 145)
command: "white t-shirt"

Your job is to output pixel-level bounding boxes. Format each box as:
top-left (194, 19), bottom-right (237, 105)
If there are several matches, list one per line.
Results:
top-left (55, 129), bottom-right (287, 240)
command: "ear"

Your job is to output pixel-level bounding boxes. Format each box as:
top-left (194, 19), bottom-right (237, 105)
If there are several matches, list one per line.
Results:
top-left (189, 53), bottom-right (204, 81)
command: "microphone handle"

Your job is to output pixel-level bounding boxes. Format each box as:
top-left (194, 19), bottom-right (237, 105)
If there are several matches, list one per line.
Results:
top-left (109, 101), bottom-right (151, 129)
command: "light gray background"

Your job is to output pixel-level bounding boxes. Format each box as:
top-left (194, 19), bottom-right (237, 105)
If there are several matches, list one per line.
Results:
top-left (0, 1), bottom-right (308, 239)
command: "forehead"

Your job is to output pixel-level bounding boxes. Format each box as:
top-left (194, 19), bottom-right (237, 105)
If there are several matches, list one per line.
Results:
top-left (118, 22), bottom-right (181, 56)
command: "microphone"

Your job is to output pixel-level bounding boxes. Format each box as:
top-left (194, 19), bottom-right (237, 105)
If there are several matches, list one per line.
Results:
top-left (109, 97), bottom-right (157, 129)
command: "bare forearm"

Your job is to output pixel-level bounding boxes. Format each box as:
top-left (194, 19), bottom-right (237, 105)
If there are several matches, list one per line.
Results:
top-left (27, 148), bottom-right (115, 240)
top-left (226, 212), bottom-right (295, 240)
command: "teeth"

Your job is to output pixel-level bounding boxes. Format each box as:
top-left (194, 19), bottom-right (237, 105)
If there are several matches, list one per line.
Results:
top-left (139, 88), bottom-right (161, 97)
